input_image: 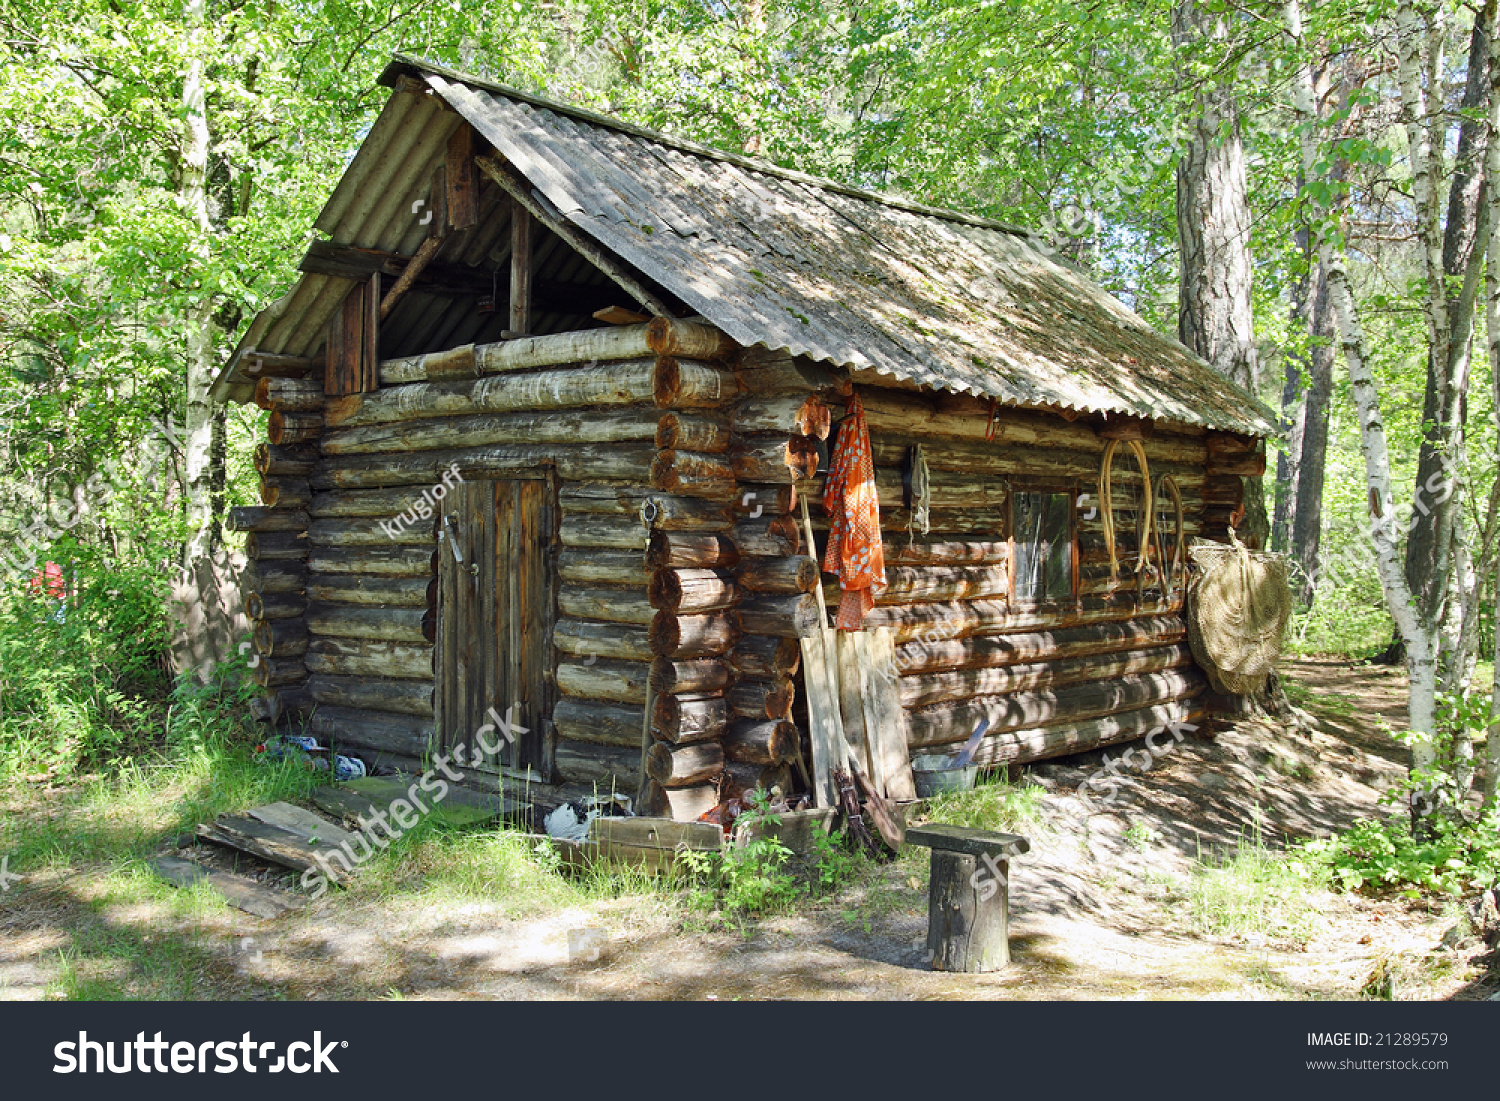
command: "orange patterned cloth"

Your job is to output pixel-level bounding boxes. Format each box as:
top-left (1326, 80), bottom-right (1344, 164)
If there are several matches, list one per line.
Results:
top-left (822, 393), bottom-right (886, 629)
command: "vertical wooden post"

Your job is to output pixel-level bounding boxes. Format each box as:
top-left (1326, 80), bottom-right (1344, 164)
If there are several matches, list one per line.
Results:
top-left (510, 202), bottom-right (533, 336)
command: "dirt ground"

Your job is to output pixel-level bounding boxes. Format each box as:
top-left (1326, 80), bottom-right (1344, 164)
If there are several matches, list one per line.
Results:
top-left (2, 657), bottom-right (1496, 1001)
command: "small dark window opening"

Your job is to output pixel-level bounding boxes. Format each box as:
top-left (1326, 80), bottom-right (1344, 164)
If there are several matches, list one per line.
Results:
top-left (1012, 490), bottom-right (1075, 603)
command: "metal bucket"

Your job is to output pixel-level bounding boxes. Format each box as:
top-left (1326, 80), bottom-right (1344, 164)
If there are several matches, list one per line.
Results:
top-left (911, 754), bottom-right (978, 799)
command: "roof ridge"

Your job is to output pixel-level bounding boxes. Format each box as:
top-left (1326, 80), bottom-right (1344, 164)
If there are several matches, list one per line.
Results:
top-left (381, 53), bottom-right (1037, 241)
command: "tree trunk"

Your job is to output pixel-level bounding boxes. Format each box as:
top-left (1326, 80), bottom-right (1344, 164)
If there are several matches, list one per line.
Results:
top-left (180, 0), bottom-right (216, 564)
top-left (1174, 0), bottom-right (1267, 548)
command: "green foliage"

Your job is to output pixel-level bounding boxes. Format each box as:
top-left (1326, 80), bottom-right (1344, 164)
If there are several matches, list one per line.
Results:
top-left (1303, 810), bottom-right (1500, 897)
top-left (0, 558), bottom-right (178, 774)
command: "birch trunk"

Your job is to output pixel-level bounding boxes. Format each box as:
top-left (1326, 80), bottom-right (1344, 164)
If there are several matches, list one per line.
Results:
top-left (1286, 0), bottom-right (1441, 809)
top-left (180, 0), bottom-right (217, 563)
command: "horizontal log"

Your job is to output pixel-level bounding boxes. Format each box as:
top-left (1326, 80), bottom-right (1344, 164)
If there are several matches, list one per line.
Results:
top-left (245, 531), bottom-right (309, 561)
top-left (863, 594), bottom-right (1186, 645)
top-left (655, 412), bottom-right (730, 453)
top-left (899, 643), bottom-right (1193, 709)
top-left (558, 549), bottom-right (645, 587)
top-left (646, 531), bottom-right (739, 569)
top-left (653, 356), bottom-right (739, 409)
top-left (558, 586), bottom-right (655, 626)
top-left (727, 678), bottom-right (794, 720)
top-left (552, 618), bottom-right (654, 663)
top-left (734, 347), bottom-right (836, 394)
top-left (552, 740), bottom-right (643, 790)
top-left (733, 394), bottom-right (834, 437)
top-left (556, 658), bottom-right (652, 705)
top-left (253, 444), bottom-right (319, 478)
top-left (731, 436), bottom-right (820, 482)
top-left (648, 568), bottom-right (738, 614)
top-left (323, 407), bottom-right (661, 455)
top-left (926, 701), bottom-right (1206, 769)
top-left (268, 410), bottom-right (321, 446)
top-left (255, 376), bottom-right (324, 412)
top-left (560, 514), bottom-right (652, 550)
top-left (737, 555), bottom-right (818, 594)
top-left (306, 546), bottom-right (435, 576)
top-left (722, 761), bottom-right (793, 800)
top-left (731, 516), bottom-right (800, 557)
top-left (241, 350), bottom-right (317, 379)
top-left (305, 637), bottom-right (433, 679)
top-left (305, 573), bottom-right (433, 607)
top-left (858, 387), bottom-right (1208, 464)
top-left (312, 444), bottom-right (654, 489)
top-left (867, 436), bottom-right (1205, 484)
top-left (647, 741), bottom-right (725, 787)
top-left (646, 317), bottom-right (736, 360)
top-left (258, 477), bottom-right (310, 511)
top-left (309, 487), bottom-right (441, 519)
top-left (1206, 453), bottom-right (1266, 477)
top-left (877, 564), bottom-right (1010, 605)
top-left (264, 685), bottom-right (315, 722)
top-left (307, 706), bottom-right (435, 759)
top-left (226, 506), bottom-right (309, 533)
top-left (894, 617), bottom-right (1188, 674)
top-left (723, 719), bottom-right (798, 765)
top-left (377, 344), bottom-right (476, 385)
top-left (883, 540), bottom-right (1010, 567)
top-left (306, 603), bottom-right (428, 643)
top-left (243, 560), bottom-right (308, 595)
top-left (252, 657), bottom-right (307, 689)
top-left (733, 483), bottom-right (796, 517)
top-left (244, 591), bottom-right (306, 621)
top-left (649, 611), bottom-right (738, 658)
top-left (652, 692), bottom-right (728, 745)
top-left (552, 701), bottom-right (644, 748)
top-left (729, 635), bottom-right (801, 679)
top-left (308, 518), bottom-right (434, 547)
top-left (473, 323), bottom-right (652, 376)
top-left (559, 487), bottom-right (731, 530)
top-left (651, 449), bottom-right (736, 501)
top-left (905, 668), bottom-right (1206, 749)
top-left (736, 593), bottom-right (821, 638)
top-left (253, 618), bottom-right (308, 658)
top-left (306, 674), bottom-right (434, 718)
top-left (330, 361), bottom-right (658, 428)
top-left (649, 657), bottom-right (732, 695)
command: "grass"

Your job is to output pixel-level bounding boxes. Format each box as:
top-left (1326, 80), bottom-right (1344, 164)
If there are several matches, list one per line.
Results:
top-left (1174, 829), bottom-right (1331, 943)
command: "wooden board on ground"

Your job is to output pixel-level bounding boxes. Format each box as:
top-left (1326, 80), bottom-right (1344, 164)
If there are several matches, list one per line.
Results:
top-left (197, 814), bottom-right (352, 883)
top-left (150, 855), bottom-right (305, 919)
top-left (588, 815), bottom-right (724, 874)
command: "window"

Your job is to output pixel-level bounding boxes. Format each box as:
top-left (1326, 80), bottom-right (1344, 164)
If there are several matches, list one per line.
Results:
top-left (1012, 491), bottom-right (1075, 604)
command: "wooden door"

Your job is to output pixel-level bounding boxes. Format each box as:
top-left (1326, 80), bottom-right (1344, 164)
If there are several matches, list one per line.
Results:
top-left (435, 475), bottom-right (556, 778)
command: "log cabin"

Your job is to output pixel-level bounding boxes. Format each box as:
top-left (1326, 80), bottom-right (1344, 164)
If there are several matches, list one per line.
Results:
top-left (212, 54), bottom-right (1279, 822)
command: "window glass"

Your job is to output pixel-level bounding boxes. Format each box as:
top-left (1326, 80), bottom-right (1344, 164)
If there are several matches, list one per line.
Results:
top-left (1013, 491), bottom-right (1074, 602)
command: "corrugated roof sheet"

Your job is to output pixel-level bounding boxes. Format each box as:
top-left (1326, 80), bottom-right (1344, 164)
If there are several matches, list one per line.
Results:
top-left (217, 56), bottom-right (1276, 437)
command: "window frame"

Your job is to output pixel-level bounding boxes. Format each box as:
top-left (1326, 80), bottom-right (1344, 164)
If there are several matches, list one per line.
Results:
top-left (1007, 482), bottom-right (1081, 609)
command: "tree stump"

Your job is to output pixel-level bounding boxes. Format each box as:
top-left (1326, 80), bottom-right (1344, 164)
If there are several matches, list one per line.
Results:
top-left (907, 824), bottom-right (1030, 973)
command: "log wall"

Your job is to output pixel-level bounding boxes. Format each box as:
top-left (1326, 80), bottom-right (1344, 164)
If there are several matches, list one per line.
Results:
top-left (236, 321), bottom-right (1249, 814)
